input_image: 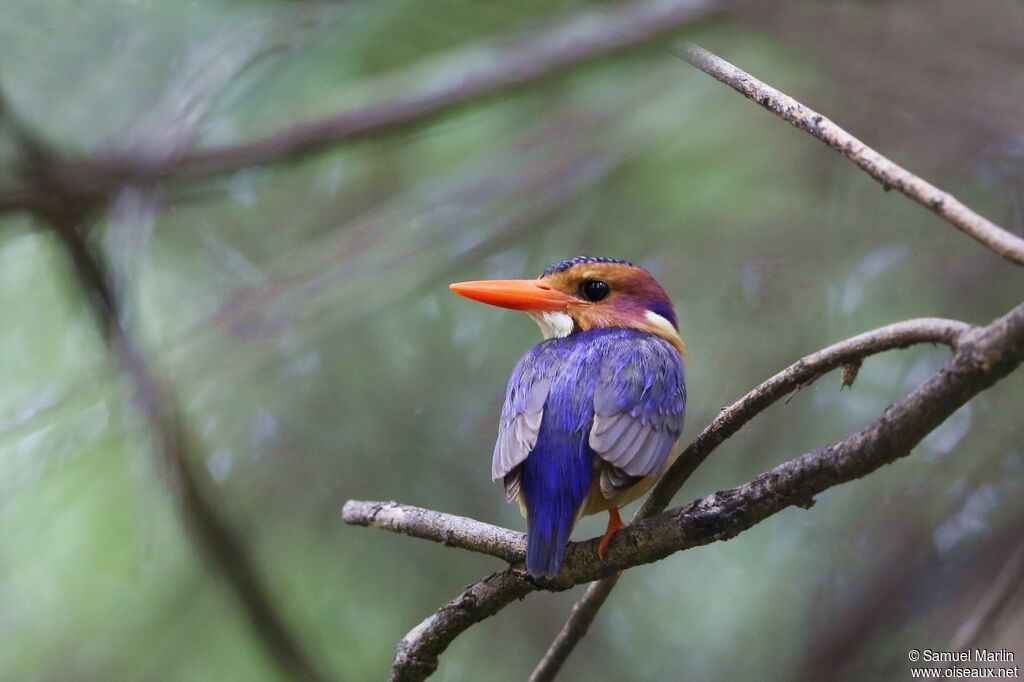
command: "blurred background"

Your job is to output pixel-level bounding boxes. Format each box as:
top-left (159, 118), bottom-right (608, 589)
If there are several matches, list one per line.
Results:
top-left (1, 1), bottom-right (1023, 680)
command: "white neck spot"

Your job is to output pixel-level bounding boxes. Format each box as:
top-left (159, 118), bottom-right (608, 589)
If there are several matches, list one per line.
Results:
top-left (644, 310), bottom-right (676, 335)
top-left (529, 311), bottom-right (574, 339)
top-left (645, 310), bottom-right (687, 355)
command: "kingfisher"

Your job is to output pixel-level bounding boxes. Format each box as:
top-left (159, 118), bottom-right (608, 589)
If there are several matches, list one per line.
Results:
top-left (450, 256), bottom-right (686, 578)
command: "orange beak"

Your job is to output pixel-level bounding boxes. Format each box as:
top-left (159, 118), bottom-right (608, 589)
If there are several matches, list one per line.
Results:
top-left (449, 279), bottom-right (575, 312)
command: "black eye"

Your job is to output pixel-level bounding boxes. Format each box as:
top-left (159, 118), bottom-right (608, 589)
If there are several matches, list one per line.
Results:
top-left (580, 279), bottom-right (610, 302)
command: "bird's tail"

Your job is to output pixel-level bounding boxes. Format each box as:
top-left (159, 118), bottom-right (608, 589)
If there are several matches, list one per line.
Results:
top-left (525, 499), bottom-right (577, 579)
top-left (521, 438), bottom-right (592, 579)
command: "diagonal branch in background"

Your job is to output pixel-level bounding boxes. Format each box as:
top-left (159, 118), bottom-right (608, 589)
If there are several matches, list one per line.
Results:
top-left (345, 301), bottom-right (1024, 681)
top-left (678, 43), bottom-right (1024, 267)
top-left (0, 0), bottom-right (718, 214)
top-left (105, 15), bottom-right (322, 303)
top-left (115, 0), bottom-right (719, 182)
top-left (8, 20), bottom-right (340, 680)
top-left (948, 542), bottom-right (1024, 654)
top-left (45, 211), bottom-right (332, 682)
top-left (528, 575), bottom-right (620, 682)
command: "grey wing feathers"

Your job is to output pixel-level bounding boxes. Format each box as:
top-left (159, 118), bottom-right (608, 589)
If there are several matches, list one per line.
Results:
top-left (588, 336), bottom-right (685, 496)
top-left (503, 469), bottom-right (521, 502)
top-left (591, 415), bottom-right (680, 476)
top-left (491, 345), bottom-right (558, 482)
top-left (599, 465), bottom-right (642, 498)
top-left (492, 402), bottom-right (544, 481)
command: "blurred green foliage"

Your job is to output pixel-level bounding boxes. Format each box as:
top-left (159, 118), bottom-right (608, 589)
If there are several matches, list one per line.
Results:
top-left (1, 1), bottom-right (1023, 681)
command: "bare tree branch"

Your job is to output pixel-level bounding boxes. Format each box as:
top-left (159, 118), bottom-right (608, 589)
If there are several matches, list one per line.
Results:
top-left (528, 318), bottom-right (969, 681)
top-left (0, 187), bottom-right (43, 215)
top-left (367, 301), bottom-right (1023, 681)
top-left (0, 0), bottom-right (717, 216)
top-left (342, 500), bottom-right (524, 564)
top-left (343, 315), bottom-right (987, 679)
top-left (345, 317), bottom-right (976, 680)
top-left (129, 0), bottom-right (718, 181)
top-left (6, 21), bottom-right (338, 678)
top-left (948, 542), bottom-right (1024, 654)
top-left (677, 43), bottom-right (1024, 267)
top-left (393, 571), bottom-right (536, 682)
top-left (527, 575), bottom-right (620, 682)
top-left (45, 212), bottom-right (332, 682)
top-left (641, 317), bottom-right (969, 516)
top-left (105, 16), bottom-right (315, 303)
top-left (345, 316), bottom-right (971, 564)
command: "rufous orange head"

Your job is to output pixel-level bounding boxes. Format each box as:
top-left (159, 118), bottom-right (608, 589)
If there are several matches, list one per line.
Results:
top-left (450, 256), bottom-right (685, 355)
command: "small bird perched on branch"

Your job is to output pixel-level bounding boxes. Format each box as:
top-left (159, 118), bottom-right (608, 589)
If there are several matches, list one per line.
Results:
top-left (450, 256), bottom-right (686, 578)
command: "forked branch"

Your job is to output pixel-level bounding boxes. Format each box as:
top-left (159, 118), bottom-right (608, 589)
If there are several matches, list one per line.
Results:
top-left (378, 302), bottom-right (1022, 681)
top-left (341, 306), bottom-right (1024, 681)
top-left (343, 316), bottom-right (971, 563)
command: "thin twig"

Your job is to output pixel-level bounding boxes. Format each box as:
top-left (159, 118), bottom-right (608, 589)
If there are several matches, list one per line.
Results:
top-left (528, 576), bottom-right (620, 682)
top-left (342, 500), bottom-right (524, 564)
top-left (677, 43), bottom-right (1024, 267)
top-left (373, 301), bottom-right (1024, 681)
top-left (48, 215), bottom-right (331, 682)
top-left (948, 543), bottom-right (1024, 654)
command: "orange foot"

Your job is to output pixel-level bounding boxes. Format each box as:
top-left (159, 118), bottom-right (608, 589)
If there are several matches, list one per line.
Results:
top-left (597, 507), bottom-right (625, 560)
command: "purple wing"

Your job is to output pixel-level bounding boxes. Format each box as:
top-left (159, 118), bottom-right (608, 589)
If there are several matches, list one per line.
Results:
top-left (588, 335), bottom-right (685, 497)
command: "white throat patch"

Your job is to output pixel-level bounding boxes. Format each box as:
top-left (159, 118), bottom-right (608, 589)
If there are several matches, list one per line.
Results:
top-left (529, 311), bottom-right (574, 339)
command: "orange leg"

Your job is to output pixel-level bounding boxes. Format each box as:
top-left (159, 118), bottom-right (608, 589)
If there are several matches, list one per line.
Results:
top-left (597, 507), bottom-right (625, 560)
